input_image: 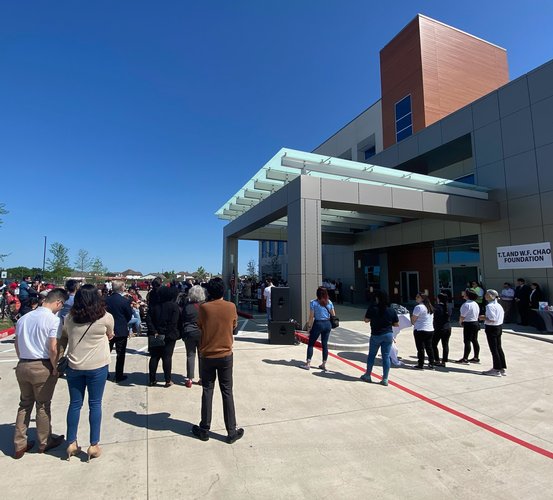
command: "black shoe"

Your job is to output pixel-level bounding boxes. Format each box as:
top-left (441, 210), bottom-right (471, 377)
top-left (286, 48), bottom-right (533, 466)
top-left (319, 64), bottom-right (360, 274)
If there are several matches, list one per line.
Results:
top-left (427, 364), bottom-right (435, 370)
top-left (468, 358), bottom-right (480, 363)
top-left (227, 428), bottom-right (244, 444)
top-left (148, 381), bottom-right (158, 387)
top-left (412, 365), bottom-right (424, 370)
top-left (115, 375), bottom-right (128, 383)
top-left (192, 425), bottom-right (209, 442)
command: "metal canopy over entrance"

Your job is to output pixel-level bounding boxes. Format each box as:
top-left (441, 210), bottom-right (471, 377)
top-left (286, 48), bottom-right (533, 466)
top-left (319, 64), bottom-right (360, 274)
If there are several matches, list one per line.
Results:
top-left (218, 148), bottom-right (499, 326)
top-left (217, 148), bottom-right (490, 235)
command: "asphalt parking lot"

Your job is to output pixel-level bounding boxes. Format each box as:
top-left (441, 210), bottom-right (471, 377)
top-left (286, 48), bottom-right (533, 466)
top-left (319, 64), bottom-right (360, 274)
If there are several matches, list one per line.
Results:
top-left (1, 313), bottom-right (552, 499)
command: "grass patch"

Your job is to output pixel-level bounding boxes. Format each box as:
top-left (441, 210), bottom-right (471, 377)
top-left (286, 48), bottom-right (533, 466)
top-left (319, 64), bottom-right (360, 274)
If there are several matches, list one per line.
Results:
top-left (0, 317), bottom-right (14, 331)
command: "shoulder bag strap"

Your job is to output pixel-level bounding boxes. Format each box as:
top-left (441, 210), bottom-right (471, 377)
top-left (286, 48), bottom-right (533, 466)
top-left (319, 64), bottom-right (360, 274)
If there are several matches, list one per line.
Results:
top-left (66, 321), bottom-right (94, 357)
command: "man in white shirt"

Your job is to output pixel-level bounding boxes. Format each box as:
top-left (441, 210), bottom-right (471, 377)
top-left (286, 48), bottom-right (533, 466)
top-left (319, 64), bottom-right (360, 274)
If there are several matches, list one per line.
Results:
top-left (263, 277), bottom-right (274, 325)
top-left (480, 289), bottom-right (507, 377)
top-left (499, 282), bottom-right (515, 323)
top-left (13, 288), bottom-right (68, 459)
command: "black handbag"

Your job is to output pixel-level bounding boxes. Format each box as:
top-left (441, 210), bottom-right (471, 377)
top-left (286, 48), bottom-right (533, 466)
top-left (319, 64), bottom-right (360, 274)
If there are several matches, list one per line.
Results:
top-left (326, 304), bottom-right (339, 329)
top-left (148, 334), bottom-right (165, 348)
top-left (57, 356), bottom-right (69, 375)
top-left (57, 322), bottom-right (93, 376)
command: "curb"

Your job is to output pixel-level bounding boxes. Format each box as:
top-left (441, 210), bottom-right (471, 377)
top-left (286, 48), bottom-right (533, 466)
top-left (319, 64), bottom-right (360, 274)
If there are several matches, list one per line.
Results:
top-left (0, 327), bottom-right (15, 339)
top-left (295, 331), bottom-right (368, 352)
top-left (237, 310), bottom-right (254, 320)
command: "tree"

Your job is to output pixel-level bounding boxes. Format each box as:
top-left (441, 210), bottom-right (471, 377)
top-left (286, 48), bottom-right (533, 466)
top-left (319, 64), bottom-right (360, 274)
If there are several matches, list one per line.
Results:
top-left (46, 242), bottom-right (72, 282)
top-left (246, 259), bottom-right (258, 281)
top-left (6, 266), bottom-right (43, 280)
top-left (195, 266), bottom-right (208, 282)
top-left (90, 257), bottom-right (108, 277)
top-left (74, 249), bottom-right (92, 274)
top-left (0, 203), bottom-right (8, 261)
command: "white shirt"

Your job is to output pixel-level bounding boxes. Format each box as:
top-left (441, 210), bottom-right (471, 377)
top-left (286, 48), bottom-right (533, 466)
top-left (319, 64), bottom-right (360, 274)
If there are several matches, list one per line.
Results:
top-left (485, 300), bottom-right (504, 325)
top-left (460, 300), bottom-right (480, 322)
top-left (500, 288), bottom-right (515, 301)
top-left (412, 304), bottom-right (434, 331)
top-left (15, 306), bottom-right (60, 359)
top-left (264, 285), bottom-right (274, 308)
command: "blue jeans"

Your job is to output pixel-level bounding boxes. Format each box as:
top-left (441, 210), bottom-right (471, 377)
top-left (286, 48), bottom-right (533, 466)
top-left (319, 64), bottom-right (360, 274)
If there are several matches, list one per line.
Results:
top-left (306, 320), bottom-right (332, 361)
top-left (128, 309), bottom-right (141, 333)
top-left (366, 332), bottom-right (393, 381)
top-left (66, 365), bottom-right (108, 445)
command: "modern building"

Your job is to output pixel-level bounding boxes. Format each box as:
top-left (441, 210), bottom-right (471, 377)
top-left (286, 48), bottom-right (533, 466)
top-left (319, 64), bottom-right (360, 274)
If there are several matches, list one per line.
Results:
top-left (216, 14), bottom-right (553, 325)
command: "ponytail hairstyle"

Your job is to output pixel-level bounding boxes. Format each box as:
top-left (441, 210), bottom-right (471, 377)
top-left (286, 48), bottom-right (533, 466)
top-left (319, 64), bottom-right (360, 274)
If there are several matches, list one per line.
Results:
top-left (417, 292), bottom-right (434, 314)
top-left (316, 286), bottom-right (329, 307)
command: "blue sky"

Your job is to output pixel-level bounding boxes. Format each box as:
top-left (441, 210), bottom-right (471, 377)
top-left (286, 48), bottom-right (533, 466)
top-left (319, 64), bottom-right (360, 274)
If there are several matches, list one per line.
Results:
top-left (1, 1), bottom-right (552, 275)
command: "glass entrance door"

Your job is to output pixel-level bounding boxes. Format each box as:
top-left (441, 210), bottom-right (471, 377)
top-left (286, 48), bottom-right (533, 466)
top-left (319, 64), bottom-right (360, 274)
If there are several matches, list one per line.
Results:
top-left (452, 266), bottom-right (479, 305)
top-left (436, 268), bottom-right (453, 297)
top-left (400, 271), bottom-right (419, 303)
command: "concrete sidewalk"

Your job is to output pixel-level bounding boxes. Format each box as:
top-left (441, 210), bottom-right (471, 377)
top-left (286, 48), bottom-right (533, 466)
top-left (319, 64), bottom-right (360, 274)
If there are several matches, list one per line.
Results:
top-left (1, 316), bottom-right (552, 499)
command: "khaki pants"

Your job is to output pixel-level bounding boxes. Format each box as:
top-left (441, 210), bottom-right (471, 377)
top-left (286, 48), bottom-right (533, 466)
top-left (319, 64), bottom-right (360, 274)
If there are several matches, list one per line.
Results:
top-left (14, 360), bottom-right (58, 451)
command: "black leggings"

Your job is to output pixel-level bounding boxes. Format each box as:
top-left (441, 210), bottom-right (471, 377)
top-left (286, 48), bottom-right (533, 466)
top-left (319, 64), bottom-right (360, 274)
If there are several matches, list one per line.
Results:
top-left (432, 327), bottom-right (451, 363)
top-left (462, 322), bottom-right (480, 359)
top-left (149, 339), bottom-right (176, 383)
top-left (413, 330), bottom-right (434, 367)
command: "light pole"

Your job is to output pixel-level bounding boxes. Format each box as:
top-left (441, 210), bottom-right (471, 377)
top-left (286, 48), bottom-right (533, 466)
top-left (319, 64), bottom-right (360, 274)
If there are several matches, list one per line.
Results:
top-left (42, 236), bottom-right (47, 278)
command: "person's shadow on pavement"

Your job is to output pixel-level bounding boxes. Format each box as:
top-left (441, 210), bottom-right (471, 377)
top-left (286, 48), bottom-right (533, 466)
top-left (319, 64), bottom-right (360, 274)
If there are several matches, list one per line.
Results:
top-left (0, 423), bottom-right (18, 457)
top-left (113, 411), bottom-right (227, 442)
top-left (262, 359), bottom-right (306, 368)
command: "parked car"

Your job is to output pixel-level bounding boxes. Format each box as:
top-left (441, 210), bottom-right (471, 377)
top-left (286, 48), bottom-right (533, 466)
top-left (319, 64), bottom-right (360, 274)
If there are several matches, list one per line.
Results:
top-left (137, 280), bottom-right (150, 291)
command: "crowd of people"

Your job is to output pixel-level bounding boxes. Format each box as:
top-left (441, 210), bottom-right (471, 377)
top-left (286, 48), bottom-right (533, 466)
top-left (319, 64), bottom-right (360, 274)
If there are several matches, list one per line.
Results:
top-left (301, 281), bottom-right (527, 386)
top-left (10, 276), bottom-right (244, 461)
top-left (4, 272), bottom-right (547, 460)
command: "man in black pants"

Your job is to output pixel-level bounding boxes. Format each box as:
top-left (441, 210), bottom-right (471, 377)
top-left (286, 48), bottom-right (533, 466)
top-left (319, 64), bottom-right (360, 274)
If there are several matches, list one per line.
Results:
top-left (193, 278), bottom-right (243, 444)
top-left (514, 278), bottom-right (531, 326)
top-left (105, 280), bottom-right (133, 382)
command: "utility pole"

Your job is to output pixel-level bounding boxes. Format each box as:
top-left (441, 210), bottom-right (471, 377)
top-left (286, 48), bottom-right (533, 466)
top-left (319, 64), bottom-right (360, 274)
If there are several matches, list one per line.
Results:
top-left (42, 236), bottom-right (47, 278)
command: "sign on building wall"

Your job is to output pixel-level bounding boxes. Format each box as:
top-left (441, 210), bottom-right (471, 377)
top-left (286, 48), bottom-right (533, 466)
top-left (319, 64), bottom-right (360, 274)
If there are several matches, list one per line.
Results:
top-left (496, 242), bottom-right (553, 269)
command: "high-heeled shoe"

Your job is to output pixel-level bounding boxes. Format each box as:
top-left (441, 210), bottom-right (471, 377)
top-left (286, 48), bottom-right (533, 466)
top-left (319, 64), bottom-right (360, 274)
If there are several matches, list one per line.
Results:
top-left (87, 444), bottom-right (102, 462)
top-left (66, 441), bottom-right (81, 461)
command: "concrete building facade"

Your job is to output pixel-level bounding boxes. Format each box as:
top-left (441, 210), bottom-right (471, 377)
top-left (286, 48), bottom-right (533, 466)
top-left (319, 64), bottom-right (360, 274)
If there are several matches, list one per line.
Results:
top-left (217, 14), bottom-right (553, 326)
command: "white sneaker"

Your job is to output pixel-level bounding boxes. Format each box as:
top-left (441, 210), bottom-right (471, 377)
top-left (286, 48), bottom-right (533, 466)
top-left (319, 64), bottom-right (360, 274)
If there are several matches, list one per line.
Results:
top-left (482, 368), bottom-right (502, 377)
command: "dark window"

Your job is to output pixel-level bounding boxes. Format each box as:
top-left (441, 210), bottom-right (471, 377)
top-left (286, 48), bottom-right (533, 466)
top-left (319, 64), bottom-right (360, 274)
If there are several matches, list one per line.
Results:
top-left (395, 96), bottom-right (411, 118)
top-left (395, 95), bottom-right (412, 143)
top-left (364, 146), bottom-right (376, 160)
top-left (396, 126), bottom-right (413, 142)
top-left (434, 248), bottom-right (448, 265)
top-left (396, 114), bottom-right (412, 132)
